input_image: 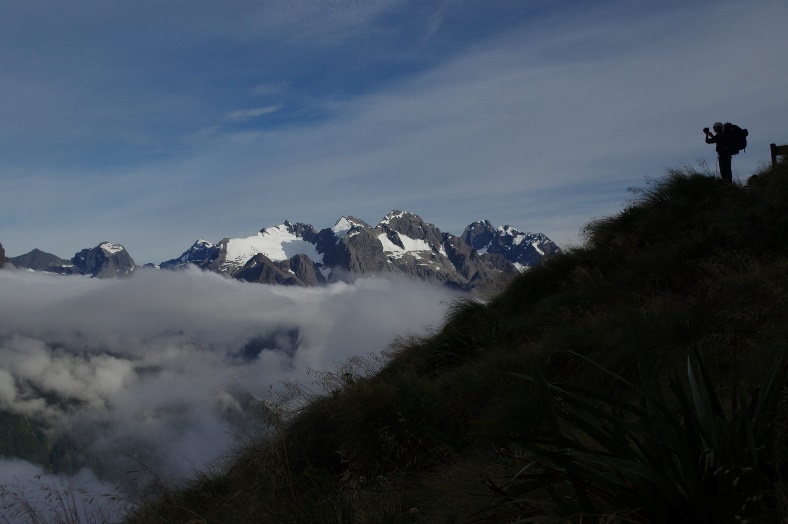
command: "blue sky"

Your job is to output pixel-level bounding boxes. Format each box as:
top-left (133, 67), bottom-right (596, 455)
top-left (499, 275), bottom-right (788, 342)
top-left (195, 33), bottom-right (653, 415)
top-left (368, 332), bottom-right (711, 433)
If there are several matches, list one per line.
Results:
top-left (2, 0), bottom-right (787, 264)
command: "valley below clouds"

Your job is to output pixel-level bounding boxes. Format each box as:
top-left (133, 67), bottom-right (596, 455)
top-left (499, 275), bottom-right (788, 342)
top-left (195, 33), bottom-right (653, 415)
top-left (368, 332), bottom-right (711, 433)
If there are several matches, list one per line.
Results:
top-left (0, 267), bottom-right (456, 512)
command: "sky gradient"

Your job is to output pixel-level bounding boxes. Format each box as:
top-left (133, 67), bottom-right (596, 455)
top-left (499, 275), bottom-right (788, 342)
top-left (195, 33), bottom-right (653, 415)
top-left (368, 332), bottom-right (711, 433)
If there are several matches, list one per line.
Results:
top-left (2, 0), bottom-right (787, 264)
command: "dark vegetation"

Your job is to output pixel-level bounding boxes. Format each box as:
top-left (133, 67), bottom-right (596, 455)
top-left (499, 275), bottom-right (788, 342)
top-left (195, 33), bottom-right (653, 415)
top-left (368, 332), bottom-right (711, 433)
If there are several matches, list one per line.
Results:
top-left (126, 161), bottom-right (788, 522)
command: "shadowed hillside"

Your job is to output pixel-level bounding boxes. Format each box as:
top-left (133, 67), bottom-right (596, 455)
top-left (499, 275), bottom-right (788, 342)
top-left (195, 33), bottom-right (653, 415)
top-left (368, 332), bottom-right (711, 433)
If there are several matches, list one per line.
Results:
top-left (124, 161), bottom-right (788, 523)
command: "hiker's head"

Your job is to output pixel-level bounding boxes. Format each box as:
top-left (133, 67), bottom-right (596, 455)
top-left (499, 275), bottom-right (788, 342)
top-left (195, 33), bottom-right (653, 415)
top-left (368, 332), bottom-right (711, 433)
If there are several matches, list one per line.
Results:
top-left (713, 122), bottom-right (723, 133)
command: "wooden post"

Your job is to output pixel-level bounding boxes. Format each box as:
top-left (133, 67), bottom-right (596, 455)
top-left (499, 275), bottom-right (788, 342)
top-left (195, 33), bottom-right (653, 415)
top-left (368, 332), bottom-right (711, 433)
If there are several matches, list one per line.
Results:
top-left (771, 143), bottom-right (788, 169)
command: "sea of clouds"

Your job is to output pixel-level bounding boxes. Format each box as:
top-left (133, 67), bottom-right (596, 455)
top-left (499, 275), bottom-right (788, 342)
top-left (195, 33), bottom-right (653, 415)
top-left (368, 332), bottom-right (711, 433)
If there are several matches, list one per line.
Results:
top-left (0, 267), bottom-right (457, 518)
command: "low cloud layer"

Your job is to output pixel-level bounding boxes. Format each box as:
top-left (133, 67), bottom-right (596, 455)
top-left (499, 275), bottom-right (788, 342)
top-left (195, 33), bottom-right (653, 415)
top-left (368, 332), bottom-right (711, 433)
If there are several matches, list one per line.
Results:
top-left (0, 268), bottom-right (456, 493)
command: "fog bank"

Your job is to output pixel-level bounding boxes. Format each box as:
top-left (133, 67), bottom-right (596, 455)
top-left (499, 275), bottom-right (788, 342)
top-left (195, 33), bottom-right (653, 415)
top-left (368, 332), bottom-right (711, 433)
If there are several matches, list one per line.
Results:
top-left (0, 268), bottom-right (456, 492)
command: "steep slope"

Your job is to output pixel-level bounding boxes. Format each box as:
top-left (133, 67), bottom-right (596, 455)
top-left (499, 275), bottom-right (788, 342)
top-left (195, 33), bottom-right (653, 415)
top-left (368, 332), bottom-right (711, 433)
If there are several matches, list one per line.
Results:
top-left (126, 162), bottom-right (788, 523)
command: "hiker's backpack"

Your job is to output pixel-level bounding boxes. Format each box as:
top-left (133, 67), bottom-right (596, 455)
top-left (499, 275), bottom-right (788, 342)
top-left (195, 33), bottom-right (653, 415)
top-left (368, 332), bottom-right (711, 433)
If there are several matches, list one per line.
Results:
top-left (723, 122), bottom-right (748, 155)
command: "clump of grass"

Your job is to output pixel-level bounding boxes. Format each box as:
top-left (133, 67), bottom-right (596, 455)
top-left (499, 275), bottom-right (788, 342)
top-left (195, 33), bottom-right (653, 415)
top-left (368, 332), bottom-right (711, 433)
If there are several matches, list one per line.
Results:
top-left (0, 475), bottom-right (131, 524)
top-left (478, 347), bottom-right (788, 523)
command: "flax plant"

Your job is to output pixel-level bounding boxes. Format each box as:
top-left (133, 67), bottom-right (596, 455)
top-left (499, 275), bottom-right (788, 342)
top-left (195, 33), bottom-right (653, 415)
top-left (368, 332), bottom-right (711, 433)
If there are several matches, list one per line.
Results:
top-left (482, 348), bottom-right (787, 522)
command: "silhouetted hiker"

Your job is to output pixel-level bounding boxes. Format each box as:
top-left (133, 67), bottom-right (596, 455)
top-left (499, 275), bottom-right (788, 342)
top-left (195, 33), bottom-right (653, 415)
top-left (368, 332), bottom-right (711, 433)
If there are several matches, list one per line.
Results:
top-left (704, 122), bottom-right (733, 183)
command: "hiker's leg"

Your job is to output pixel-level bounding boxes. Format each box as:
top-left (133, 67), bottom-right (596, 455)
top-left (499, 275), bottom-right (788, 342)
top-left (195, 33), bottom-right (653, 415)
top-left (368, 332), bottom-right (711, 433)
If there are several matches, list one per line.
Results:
top-left (719, 155), bottom-right (732, 183)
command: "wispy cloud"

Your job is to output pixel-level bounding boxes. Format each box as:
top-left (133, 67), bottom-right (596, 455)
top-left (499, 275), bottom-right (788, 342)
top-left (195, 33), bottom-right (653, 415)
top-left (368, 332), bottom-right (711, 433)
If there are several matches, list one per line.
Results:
top-left (247, 0), bottom-right (398, 43)
top-left (224, 105), bottom-right (284, 121)
top-left (0, 0), bottom-right (787, 266)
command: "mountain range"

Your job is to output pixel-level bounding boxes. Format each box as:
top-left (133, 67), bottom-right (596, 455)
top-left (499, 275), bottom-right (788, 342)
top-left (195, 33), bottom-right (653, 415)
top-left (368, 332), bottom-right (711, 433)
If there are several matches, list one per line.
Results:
top-left (2, 211), bottom-right (560, 292)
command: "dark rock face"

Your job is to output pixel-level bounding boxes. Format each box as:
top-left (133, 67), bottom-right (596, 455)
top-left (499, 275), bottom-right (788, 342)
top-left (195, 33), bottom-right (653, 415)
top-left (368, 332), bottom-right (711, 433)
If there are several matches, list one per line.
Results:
top-left (0, 242), bottom-right (4, 269)
top-left (443, 235), bottom-right (518, 286)
top-left (235, 253), bottom-right (326, 287)
top-left (71, 243), bottom-right (136, 278)
top-left (287, 253), bottom-right (325, 286)
top-left (462, 220), bottom-right (497, 251)
top-left (234, 254), bottom-right (299, 286)
top-left (443, 236), bottom-right (486, 281)
top-left (283, 221), bottom-right (320, 243)
top-left (323, 227), bottom-right (390, 275)
top-left (8, 248), bottom-right (72, 273)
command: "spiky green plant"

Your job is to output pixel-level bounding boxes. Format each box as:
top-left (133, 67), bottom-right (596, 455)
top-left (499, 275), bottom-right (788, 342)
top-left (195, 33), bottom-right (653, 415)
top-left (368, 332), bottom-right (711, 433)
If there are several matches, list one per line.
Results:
top-left (481, 348), bottom-right (787, 523)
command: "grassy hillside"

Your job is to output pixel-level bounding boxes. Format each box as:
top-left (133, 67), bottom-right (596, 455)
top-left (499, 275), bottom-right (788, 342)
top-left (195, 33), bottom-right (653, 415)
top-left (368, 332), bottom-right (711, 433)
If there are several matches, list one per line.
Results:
top-left (127, 161), bottom-right (788, 523)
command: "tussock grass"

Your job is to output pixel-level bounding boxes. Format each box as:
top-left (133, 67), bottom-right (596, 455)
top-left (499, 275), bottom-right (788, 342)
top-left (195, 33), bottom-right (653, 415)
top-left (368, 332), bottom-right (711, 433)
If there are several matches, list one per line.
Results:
top-left (0, 477), bottom-right (131, 524)
top-left (126, 161), bottom-right (788, 523)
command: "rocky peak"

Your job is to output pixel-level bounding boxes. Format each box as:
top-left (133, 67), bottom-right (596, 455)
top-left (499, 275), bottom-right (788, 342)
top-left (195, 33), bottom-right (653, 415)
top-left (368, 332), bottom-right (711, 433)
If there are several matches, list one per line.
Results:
top-left (376, 210), bottom-right (443, 250)
top-left (487, 229), bottom-right (561, 267)
top-left (160, 239), bottom-right (221, 270)
top-left (235, 252), bottom-right (326, 287)
top-left (72, 242), bottom-right (136, 278)
top-left (98, 242), bottom-right (126, 255)
top-left (279, 221), bottom-right (319, 242)
top-left (331, 216), bottom-right (371, 238)
top-left (462, 220), bottom-right (496, 251)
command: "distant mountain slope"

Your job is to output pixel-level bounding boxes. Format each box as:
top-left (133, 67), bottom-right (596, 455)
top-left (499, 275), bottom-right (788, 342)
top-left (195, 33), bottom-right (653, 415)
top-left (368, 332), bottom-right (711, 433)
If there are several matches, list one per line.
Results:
top-left (3, 211), bottom-right (559, 291)
top-left (159, 210), bottom-right (560, 291)
top-left (9, 242), bottom-right (136, 278)
top-left (8, 248), bottom-right (72, 273)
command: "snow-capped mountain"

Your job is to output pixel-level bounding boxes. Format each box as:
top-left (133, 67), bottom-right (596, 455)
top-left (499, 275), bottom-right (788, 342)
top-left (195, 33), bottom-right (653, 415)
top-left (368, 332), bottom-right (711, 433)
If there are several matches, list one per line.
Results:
top-left (159, 211), bottom-right (560, 291)
top-left (159, 222), bottom-right (324, 277)
top-left (462, 220), bottom-right (561, 270)
top-left (4, 211), bottom-right (559, 291)
top-left (72, 242), bottom-right (136, 278)
top-left (159, 239), bottom-right (221, 271)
